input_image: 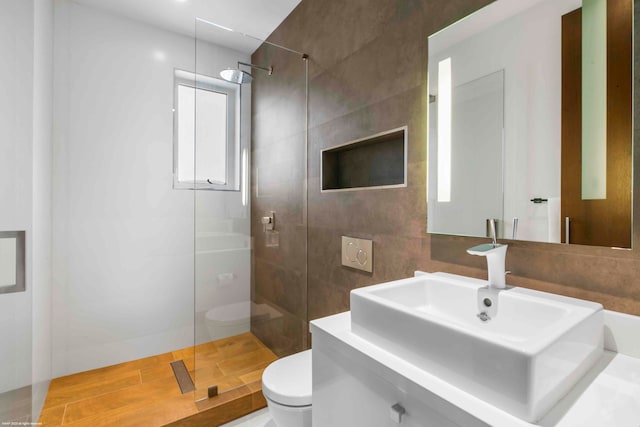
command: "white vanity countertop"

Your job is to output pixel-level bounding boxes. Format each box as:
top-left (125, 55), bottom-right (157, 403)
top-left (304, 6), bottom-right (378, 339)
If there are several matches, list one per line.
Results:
top-left (310, 310), bottom-right (640, 427)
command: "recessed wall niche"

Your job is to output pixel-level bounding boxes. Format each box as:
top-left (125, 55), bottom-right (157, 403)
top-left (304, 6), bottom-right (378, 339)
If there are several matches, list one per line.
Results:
top-left (321, 126), bottom-right (407, 191)
top-left (0, 230), bottom-right (25, 294)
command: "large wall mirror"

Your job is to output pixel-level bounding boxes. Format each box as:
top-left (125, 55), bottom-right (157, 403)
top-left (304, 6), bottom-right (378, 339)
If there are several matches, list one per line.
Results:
top-left (427, 0), bottom-right (633, 248)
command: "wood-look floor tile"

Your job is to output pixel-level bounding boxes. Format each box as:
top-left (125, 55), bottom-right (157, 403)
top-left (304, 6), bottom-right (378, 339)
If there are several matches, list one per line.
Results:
top-left (62, 375), bottom-right (180, 423)
top-left (171, 347), bottom-right (195, 362)
top-left (239, 368), bottom-right (266, 385)
top-left (217, 348), bottom-right (277, 376)
top-left (246, 381), bottom-right (267, 411)
top-left (37, 404), bottom-right (66, 426)
top-left (208, 334), bottom-right (263, 359)
top-left (193, 340), bottom-right (220, 354)
top-left (193, 363), bottom-right (245, 401)
top-left (38, 333), bottom-right (278, 427)
top-left (194, 385), bottom-right (253, 412)
top-left (245, 381), bottom-right (262, 393)
top-left (195, 376), bottom-right (244, 398)
top-left (63, 392), bottom-right (197, 427)
top-left (44, 371), bottom-right (142, 408)
top-left (51, 353), bottom-right (174, 390)
top-left (171, 393), bottom-right (253, 427)
top-left (192, 360), bottom-right (223, 377)
top-left (251, 391), bottom-right (267, 411)
top-left (140, 361), bottom-right (177, 383)
top-left (182, 356), bottom-right (195, 372)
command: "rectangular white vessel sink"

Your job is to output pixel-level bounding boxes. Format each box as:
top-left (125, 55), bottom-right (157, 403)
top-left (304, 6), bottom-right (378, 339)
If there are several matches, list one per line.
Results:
top-left (350, 272), bottom-right (603, 422)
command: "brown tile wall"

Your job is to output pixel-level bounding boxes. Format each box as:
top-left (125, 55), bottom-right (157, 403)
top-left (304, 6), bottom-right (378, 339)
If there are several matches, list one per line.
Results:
top-left (250, 43), bottom-right (309, 356)
top-left (252, 0), bottom-right (640, 352)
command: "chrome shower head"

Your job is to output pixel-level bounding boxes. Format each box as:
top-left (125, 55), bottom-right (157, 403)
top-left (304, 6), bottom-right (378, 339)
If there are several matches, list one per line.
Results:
top-left (219, 61), bottom-right (272, 84)
top-left (220, 68), bottom-right (253, 84)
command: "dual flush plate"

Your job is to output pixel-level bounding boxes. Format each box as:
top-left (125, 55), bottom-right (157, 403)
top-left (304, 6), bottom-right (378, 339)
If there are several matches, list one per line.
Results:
top-left (341, 236), bottom-right (373, 273)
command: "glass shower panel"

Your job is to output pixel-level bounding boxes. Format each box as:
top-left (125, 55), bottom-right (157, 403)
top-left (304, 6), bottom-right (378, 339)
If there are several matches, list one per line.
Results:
top-left (48, 0), bottom-right (197, 418)
top-left (193, 19), bottom-right (308, 402)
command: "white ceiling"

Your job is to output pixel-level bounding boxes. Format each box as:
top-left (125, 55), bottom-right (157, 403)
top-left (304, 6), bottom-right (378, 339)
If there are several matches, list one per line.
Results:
top-left (71, 0), bottom-right (302, 53)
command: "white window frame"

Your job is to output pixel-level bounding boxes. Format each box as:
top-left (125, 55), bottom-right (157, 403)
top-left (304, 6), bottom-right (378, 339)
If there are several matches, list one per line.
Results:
top-left (173, 69), bottom-right (241, 191)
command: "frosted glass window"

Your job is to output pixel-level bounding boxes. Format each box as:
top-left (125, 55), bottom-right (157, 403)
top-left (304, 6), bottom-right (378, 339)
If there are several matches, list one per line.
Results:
top-left (173, 70), bottom-right (240, 191)
top-left (177, 86), bottom-right (228, 184)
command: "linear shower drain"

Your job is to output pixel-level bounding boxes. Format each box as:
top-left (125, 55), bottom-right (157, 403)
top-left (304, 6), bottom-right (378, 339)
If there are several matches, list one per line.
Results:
top-left (170, 360), bottom-right (195, 394)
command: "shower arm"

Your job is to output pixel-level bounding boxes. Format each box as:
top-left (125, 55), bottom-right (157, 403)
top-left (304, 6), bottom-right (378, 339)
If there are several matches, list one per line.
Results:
top-left (237, 61), bottom-right (273, 75)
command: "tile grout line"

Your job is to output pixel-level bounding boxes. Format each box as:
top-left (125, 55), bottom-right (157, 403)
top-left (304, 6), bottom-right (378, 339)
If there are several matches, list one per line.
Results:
top-left (61, 403), bottom-right (68, 425)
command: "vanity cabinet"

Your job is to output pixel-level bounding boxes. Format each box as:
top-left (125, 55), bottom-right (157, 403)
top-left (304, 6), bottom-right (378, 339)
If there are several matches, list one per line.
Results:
top-left (311, 293), bottom-right (640, 426)
top-left (312, 326), bottom-right (488, 427)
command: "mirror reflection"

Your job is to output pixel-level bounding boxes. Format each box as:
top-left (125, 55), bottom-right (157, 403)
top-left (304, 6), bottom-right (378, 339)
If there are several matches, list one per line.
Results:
top-left (427, 0), bottom-right (632, 247)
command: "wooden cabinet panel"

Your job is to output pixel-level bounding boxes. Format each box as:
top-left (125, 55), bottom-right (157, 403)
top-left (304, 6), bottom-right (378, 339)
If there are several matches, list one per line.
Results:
top-left (561, 0), bottom-right (632, 247)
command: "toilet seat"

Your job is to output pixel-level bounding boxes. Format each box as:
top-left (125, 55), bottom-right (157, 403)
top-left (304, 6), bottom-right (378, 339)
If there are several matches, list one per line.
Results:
top-left (262, 349), bottom-right (312, 407)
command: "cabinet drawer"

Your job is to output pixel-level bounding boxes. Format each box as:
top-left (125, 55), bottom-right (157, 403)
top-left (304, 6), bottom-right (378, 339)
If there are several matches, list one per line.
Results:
top-left (313, 338), bottom-right (488, 427)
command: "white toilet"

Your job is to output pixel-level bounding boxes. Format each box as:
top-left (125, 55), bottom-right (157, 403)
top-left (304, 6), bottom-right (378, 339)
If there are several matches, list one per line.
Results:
top-left (262, 349), bottom-right (312, 427)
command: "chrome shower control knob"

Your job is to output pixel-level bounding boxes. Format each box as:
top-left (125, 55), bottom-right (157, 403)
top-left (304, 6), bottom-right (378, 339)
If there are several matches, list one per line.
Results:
top-left (261, 211), bottom-right (275, 232)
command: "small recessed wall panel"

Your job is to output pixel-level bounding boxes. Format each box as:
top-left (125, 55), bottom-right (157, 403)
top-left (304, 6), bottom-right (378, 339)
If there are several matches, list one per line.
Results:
top-left (341, 236), bottom-right (373, 273)
top-left (322, 127), bottom-right (407, 191)
top-left (0, 231), bottom-right (25, 294)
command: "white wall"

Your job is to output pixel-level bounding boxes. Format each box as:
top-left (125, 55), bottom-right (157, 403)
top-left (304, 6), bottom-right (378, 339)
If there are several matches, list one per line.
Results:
top-left (52, 1), bottom-right (250, 376)
top-left (428, 0), bottom-right (580, 242)
top-left (0, 0), bottom-right (35, 395)
top-left (0, 3), bottom-right (53, 423)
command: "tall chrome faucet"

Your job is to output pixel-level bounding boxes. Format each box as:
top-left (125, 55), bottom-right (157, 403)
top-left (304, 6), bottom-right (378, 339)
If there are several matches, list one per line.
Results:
top-left (467, 219), bottom-right (508, 289)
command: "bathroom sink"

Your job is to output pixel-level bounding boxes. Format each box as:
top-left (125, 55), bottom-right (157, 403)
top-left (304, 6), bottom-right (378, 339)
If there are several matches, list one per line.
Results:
top-left (350, 272), bottom-right (603, 422)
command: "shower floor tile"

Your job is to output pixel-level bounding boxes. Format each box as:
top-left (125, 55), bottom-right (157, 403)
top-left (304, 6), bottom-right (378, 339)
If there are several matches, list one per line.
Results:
top-left (38, 333), bottom-right (277, 427)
